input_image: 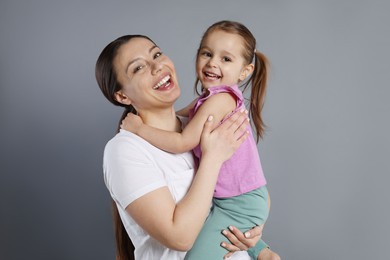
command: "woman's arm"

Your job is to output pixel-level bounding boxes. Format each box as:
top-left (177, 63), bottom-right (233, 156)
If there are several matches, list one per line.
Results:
top-left (126, 111), bottom-right (249, 251)
top-left (121, 93), bottom-right (236, 153)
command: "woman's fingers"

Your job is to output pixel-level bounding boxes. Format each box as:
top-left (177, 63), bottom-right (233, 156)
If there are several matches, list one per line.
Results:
top-left (245, 224), bottom-right (264, 240)
top-left (220, 224), bottom-right (264, 257)
top-left (219, 109), bottom-right (249, 135)
top-left (201, 115), bottom-right (214, 137)
top-left (221, 240), bottom-right (241, 252)
top-left (230, 110), bottom-right (250, 143)
top-left (220, 226), bottom-right (249, 258)
top-left (222, 226), bottom-right (248, 251)
top-left (217, 109), bottom-right (250, 149)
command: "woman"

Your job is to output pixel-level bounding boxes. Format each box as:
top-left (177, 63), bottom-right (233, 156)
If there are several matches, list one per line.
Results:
top-left (96, 34), bottom-right (267, 260)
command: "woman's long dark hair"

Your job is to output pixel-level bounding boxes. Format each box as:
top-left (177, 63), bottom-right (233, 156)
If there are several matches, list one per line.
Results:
top-left (96, 34), bottom-right (155, 260)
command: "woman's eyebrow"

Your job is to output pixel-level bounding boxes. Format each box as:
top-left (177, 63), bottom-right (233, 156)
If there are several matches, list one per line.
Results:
top-left (126, 45), bottom-right (159, 72)
top-left (149, 45), bottom-right (158, 52)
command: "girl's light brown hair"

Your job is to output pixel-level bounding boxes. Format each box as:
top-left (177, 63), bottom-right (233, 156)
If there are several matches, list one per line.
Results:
top-left (195, 20), bottom-right (269, 141)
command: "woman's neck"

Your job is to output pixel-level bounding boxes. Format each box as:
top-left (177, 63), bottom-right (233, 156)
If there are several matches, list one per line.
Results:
top-left (139, 108), bottom-right (181, 133)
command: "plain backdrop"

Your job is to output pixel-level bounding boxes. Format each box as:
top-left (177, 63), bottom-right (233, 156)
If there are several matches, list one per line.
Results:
top-left (1, 1), bottom-right (389, 259)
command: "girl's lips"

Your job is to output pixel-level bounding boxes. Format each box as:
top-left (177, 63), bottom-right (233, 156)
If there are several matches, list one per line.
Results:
top-left (202, 72), bottom-right (221, 84)
top-left (203, 71), bottom-right (221, 80)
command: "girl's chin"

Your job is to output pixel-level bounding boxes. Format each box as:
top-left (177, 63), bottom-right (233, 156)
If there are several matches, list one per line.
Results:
top-left (201, 80), bottom-right (223, 88)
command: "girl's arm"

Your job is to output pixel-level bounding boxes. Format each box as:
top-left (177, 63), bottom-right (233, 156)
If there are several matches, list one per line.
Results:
top-left (125, 111), bottom-right (249, 251)
top-left (175, 98), bottom-right (198, 117)
top-left (122, 93), bottom-right (236, 153)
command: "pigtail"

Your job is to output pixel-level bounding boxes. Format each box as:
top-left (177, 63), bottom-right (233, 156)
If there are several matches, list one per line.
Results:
top-left (248, 50), bottom-right (269, 142)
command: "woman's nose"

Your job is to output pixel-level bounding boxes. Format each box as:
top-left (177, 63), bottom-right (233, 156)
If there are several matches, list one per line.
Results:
top-left (151, 61), bottom-right (163, 75)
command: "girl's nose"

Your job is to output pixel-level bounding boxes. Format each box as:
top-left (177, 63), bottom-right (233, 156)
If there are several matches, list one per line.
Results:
top-left (207, 57), bottom-right (218, 68)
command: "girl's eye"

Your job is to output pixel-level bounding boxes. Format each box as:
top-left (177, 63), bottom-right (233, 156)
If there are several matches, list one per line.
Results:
top-left (201, 51), bottom-right (212, 57)
top-left (223, 57), bottom-right (232, 62)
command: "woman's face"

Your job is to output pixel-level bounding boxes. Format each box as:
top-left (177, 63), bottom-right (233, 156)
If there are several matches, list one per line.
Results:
top-left (113, 37), bottom-right (180, 112)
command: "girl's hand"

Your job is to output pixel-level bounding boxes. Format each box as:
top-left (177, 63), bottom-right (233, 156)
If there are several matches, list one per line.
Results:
top-left (120, 112), bottom-right (143, 134)
top-left (221, 225), bottom-right (264, 259)
top-left (200, 109), bottom-right (249, 164)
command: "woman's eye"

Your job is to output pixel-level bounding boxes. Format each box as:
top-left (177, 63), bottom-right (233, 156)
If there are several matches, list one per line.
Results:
top-left (154, 52), bottom-right (162, 59)
top-left (133, 65), bottom-right (144, 73)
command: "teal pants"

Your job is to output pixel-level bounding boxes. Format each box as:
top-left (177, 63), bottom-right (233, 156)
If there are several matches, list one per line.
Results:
top-left (185, 186), bottom-right (269, 260)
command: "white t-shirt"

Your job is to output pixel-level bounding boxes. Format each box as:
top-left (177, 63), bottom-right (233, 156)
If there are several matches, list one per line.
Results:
top-left (103, 128), bottom-right (250, 260)
top-left (104, 129), bottom-right (194, 260)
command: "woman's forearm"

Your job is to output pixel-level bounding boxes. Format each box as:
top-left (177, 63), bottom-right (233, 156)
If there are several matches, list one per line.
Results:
top-left (126, 112), bottom-right (248, 251)
top-left (170, 156), bottom-right (223, 250)
top-left (168, 111), bottom-right (248, 250)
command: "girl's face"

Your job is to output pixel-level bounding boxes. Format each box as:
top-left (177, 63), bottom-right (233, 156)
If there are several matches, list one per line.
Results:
top-left (196, 30), bottom-right (253, 90)
top-left (113, 37), bottom-right (180, 112)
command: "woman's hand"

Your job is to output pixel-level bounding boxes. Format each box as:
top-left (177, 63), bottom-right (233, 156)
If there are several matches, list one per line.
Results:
top-left (221, 225), bottom-right (264, 259)
top-left (200, 109), bottom-right (249, 164)
top-left (120, 112), bottom-right (143, 134)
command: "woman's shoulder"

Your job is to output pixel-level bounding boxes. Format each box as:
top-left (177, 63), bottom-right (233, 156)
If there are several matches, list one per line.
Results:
top-left (106, 130), bottom-right (137, 148)
top-left (104, 130), bottom-right (153, 159)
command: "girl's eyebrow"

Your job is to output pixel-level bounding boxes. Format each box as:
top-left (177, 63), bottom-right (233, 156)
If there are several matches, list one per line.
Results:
top-left (199, 46), bottom-right (235, 58)
top-left (126, 45), bottom-right (159, 72)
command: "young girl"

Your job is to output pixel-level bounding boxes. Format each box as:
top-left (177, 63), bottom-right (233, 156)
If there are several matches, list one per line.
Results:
top-left (122, 21), bottom-right (278, 260)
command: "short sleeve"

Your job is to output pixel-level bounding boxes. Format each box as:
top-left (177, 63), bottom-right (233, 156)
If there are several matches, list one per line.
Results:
top-left (103, 132), bottom-right (167, 209)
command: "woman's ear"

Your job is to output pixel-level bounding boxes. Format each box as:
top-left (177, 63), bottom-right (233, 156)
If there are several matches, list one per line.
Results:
top-left (114, 91), bottom-right (132, 105)
top-left (239, 63), bottom-right (254, 81)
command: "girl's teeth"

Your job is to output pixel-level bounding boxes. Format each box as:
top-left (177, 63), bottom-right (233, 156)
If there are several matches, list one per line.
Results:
top-left (205, 72), bottom-right (221, 79)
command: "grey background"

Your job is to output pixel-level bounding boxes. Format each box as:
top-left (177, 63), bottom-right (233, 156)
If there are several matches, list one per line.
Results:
top-left (1, 0), bottom-right (389, 259)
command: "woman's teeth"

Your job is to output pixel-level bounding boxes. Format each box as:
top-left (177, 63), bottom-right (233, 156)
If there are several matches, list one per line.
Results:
top-left (153, 75), bottom-right (170, 89)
